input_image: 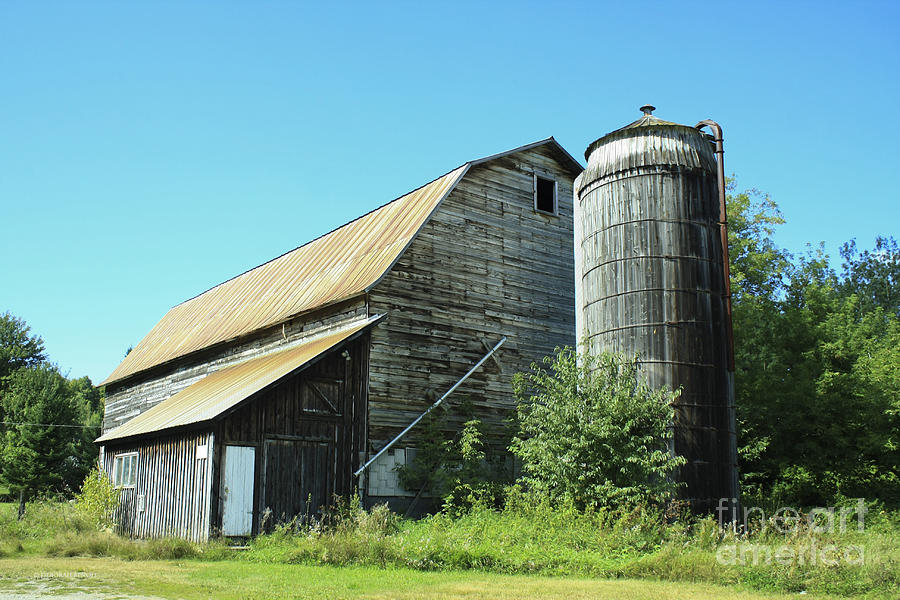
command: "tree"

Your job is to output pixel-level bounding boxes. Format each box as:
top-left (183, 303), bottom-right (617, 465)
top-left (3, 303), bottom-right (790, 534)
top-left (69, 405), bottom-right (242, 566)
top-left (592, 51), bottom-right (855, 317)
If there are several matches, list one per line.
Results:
top-left (726, 186), bottom-right (793, 484)
top-left (0, 312), bottom-right (46, 382)
top-left (0, 364), bottom-right (86, 505)
top-left (0, 313), bottom-right (104, 513)
top-left (726, 184), bottom-right (789, 303)
top-left (727, 186), bottom-right (900, 507)
top-left (67, 375), bottom-right (105, 489)
top-left (0, 312), bottom-right (47, 433)
top-left (510, 348), bottom-right (684, 509)
top-left (839, 235), bottom-right (900, 316)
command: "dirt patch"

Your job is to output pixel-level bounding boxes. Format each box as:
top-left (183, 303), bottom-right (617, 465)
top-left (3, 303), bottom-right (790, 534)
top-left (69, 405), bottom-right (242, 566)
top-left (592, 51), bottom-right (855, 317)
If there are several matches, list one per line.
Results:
top-left (0, 577), bottom-right (164, 600)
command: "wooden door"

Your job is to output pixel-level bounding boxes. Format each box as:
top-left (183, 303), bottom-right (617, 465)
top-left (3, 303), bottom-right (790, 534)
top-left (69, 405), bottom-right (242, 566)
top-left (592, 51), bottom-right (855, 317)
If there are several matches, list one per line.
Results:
top-left (221, 445), bottom-right (255, 536)
top-left (262, 437), bottom-right (335, 528)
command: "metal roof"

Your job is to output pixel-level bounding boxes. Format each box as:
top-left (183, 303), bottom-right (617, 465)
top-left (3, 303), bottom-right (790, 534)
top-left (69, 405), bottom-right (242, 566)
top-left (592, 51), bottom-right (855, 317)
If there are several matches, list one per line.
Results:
top-left (97, 317), bottom-right (380, 443)
top-left (102, 166), bottom-right (467, 385)
top-left (102, 139), bottom-right (581, 386)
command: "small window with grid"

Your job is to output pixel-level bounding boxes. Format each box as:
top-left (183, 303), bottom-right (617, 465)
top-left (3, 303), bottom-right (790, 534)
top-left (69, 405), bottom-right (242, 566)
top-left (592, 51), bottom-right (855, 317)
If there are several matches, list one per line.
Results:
top-left (113, 452), bottom-right (138, 488)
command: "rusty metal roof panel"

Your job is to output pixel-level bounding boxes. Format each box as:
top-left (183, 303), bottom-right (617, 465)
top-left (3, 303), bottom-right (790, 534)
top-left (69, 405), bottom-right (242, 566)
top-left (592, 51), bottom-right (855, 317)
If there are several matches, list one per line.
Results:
top-left (101, 138), bottom-right (579, 387)
top-left (96, 317), bottom-right (380, 443)
top-left (101, 166), bottom-right (468, 386)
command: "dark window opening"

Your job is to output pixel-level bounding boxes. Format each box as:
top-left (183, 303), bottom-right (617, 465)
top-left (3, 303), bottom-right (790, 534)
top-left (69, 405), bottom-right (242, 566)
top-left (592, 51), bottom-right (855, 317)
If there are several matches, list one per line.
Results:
top-left (535, 176), bottom-right (557, 214)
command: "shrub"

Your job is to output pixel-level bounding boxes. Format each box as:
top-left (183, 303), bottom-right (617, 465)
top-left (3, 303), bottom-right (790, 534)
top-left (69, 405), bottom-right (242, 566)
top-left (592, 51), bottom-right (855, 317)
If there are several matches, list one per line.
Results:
top-left (510, 348), bottom-right (685, 509)
top-left (74, 466), bottom-right (119, 530)
top-left (397, 410), bottom-right (513, 513)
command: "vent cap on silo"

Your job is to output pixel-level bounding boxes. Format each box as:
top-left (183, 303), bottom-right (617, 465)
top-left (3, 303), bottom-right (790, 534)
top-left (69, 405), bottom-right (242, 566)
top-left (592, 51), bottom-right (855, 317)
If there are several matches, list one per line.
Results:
top-left (584, 104), bottom-right (688, 161)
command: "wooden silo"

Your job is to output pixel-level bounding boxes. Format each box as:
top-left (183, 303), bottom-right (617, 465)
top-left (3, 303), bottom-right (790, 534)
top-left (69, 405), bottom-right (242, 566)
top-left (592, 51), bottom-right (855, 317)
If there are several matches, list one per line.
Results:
top-left (574, 106), bottom-right (738, 513)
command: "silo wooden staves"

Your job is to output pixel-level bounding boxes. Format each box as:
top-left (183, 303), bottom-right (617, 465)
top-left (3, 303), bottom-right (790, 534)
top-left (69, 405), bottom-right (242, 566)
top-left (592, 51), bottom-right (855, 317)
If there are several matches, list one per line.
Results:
top-left (574, 105), bottom-right (739, 513)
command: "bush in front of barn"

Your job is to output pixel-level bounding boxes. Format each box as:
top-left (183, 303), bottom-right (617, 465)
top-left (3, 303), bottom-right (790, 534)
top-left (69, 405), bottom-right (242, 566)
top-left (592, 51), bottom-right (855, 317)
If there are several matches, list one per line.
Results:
top-left (510, 348), bottom-right (685, 510)
top-left (74, 466), bottom-right (120, 530)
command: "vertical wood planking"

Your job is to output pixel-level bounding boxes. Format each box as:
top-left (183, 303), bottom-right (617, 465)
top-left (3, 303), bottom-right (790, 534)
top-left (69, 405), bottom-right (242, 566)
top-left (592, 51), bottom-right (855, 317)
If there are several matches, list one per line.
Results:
top-left (102, 431), bottom-right (212, 542)
top-left (210, 335), bottom-right (368, 534)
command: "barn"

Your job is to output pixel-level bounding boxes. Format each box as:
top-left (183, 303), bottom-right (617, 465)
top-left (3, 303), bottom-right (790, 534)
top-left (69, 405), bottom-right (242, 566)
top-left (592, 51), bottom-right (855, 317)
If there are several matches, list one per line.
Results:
top-left (96, 138), bottom-right (581, 540)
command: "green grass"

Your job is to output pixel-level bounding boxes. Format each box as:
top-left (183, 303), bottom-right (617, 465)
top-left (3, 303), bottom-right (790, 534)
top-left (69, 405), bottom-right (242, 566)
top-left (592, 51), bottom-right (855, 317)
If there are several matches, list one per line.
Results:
top-left (0, 557), bottom-right (853, 600)
top-left (2, 499), bottom-right (898, 598)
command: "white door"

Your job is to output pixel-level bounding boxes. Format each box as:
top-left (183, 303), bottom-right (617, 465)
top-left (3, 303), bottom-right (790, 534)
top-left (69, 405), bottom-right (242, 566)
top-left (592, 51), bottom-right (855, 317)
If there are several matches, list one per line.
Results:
top-left (222, 445), bottom-right (255, 536)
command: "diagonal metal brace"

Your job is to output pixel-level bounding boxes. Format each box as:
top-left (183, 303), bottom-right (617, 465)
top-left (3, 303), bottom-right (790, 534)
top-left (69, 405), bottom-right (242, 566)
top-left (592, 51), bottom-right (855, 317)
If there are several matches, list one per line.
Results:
top-left (354, 336), bottom-right (507, 477)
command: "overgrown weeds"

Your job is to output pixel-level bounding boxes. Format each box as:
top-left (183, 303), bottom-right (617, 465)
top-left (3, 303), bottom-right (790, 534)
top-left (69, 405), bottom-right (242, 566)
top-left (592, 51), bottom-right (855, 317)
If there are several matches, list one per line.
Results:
top-left (243, 491), bottom-right (899, 597)
top-left (0, 499), bottom-right (96, 542)
top-left (43, 531), bottom-right (231, 561)
top-left (2, 496), bottom-right (898, 597)
top-left (0, 501), bottom-right (229, 560)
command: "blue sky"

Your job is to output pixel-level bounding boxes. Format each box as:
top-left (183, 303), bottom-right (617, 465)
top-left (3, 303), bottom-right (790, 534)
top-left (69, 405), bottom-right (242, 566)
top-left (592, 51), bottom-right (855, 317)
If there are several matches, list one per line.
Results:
top-left (2, 0), bottom-right (898, 384)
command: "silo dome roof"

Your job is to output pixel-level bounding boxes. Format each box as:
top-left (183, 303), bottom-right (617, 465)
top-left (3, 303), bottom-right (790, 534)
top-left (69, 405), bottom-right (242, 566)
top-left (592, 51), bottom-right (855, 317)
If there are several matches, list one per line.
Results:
top-left (576, 105), bottom-right (716, 195)
top-left (584, 105), bottom-right (699, 161)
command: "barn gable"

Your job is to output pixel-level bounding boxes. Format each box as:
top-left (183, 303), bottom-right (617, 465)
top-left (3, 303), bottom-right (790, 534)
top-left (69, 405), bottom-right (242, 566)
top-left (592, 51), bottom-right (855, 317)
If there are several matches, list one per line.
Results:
top-left (364, 141), bottom-right (580, 496)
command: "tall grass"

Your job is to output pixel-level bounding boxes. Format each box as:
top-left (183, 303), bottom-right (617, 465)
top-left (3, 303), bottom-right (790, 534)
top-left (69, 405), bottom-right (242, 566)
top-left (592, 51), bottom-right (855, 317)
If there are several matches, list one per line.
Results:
top-left (2, 497), bottom-right (898, 597)
top-left (1, 500), bottom-right (95, 544)
top-left (244, 492), bottom-right (899, 597)
top-left (0, 501), bottom-right (229, 560)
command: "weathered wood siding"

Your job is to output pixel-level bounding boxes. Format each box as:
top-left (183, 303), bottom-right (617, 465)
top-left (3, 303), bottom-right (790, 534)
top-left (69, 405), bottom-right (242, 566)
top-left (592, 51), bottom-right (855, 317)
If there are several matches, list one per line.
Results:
top-left (103, 298), bottom-right (367, 433)
top-left (100, 431), bottom-right (213, 542)
top-left (367, 145), bottom-right (576, 462)
top-left (210, 334), bottom-right (368, 534)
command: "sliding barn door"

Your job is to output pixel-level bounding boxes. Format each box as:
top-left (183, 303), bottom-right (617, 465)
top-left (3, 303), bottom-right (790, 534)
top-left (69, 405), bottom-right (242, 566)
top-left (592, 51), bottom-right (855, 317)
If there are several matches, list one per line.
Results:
top-left (262, 437), bottom-right (335, 527)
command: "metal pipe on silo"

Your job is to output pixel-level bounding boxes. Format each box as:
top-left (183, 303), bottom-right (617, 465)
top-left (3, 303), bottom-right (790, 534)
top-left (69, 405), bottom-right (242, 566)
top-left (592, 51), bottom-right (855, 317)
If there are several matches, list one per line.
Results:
top-left (695, 119), bottom-right (734, 371)
top-left (575, 106), bottom-right (739, 514)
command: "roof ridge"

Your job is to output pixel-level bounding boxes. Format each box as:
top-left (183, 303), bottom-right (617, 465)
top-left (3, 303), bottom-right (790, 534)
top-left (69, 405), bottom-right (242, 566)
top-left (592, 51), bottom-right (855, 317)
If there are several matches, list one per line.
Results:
top-left (469, 137), bottom-right (583, 174)
top-left (171, 138), bottom-right (580, 308)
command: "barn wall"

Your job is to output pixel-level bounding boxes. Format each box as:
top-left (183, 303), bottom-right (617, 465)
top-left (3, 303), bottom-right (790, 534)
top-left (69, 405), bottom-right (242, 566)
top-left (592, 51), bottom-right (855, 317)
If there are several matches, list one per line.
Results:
top-left (366, 145), bottom-right (576, 496)
top-left (103, 298), bottom-right (367, 432)
top-left (210, 335), bottom-right (369, 535)
top-left (101, 430), bottom-right (213, 542)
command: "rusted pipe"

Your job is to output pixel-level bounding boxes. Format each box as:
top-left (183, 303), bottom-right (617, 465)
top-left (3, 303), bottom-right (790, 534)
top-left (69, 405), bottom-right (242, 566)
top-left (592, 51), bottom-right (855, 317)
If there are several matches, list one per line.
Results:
top-left (695, 119), bottom-right (735, 372)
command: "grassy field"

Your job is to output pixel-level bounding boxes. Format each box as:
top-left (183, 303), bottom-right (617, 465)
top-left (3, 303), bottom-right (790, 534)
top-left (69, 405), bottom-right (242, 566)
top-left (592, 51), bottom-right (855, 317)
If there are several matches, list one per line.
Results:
top-left (0, 557), bottom-right (855, 600)
top-left (1, 500), bottom-right (897, 599)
